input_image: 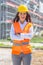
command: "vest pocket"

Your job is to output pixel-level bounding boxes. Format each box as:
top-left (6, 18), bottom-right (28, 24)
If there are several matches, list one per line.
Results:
top-left (12, 46), bottom-right (21, 55)
top-left (22, 45), bottom-right (32, 54)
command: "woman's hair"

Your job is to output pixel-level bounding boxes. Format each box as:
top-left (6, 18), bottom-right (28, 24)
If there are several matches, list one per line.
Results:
top-left (13, 12), bottom-right (32, 22)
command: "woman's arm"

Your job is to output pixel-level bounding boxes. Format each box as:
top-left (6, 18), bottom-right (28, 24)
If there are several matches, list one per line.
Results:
top-left (10, 24), bottom-right (24, 40)
top-left (21, 26), bottom-right (34, 39)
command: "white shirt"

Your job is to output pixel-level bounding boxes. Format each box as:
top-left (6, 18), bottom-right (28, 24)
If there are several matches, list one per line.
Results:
top-left (10, 21), bottom-right (34, 40)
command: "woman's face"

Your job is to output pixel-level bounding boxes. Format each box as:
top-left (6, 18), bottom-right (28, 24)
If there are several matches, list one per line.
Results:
top-left (18, 12), bottom-right (27, 23)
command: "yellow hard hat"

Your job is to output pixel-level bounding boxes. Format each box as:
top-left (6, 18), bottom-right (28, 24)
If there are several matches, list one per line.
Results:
top-left (18, 5), bottom-right (28, 12)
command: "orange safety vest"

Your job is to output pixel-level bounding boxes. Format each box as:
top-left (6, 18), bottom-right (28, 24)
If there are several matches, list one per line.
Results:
top-left (12, 22), bottom-right (32, 55)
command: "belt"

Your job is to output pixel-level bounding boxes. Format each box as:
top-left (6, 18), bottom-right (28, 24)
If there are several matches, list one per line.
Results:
top-left (13, 42), bottom-right (29, 46)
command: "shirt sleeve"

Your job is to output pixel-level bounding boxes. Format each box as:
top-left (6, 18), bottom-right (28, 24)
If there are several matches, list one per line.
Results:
top-left (27, 26), bottom-right (34, 39)
top-left (10, 24), bottom-right (24, 40)
top-left (21, 26), bottom-right (34, 39)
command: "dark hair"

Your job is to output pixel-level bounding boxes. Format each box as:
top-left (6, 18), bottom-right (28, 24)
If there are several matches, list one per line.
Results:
top-left (13, 12), bottom-right (32, 22)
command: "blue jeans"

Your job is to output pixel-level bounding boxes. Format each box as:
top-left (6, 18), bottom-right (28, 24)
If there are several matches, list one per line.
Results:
top-left (12, 53), bottom-right (32, 65)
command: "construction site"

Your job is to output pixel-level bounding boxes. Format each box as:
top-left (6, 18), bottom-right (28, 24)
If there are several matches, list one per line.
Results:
top-left (0, 0), bottom-right (43, 65)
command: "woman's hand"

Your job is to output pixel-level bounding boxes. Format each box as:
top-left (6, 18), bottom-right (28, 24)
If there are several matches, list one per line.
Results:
top-left (15, 33), bottom-right (20, 36)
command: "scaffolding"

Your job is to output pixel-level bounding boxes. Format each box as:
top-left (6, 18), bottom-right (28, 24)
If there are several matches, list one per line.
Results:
top-left (0, 0), bottom-right (43, 39)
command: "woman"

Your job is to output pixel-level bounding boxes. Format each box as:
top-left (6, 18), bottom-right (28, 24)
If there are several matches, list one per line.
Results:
top-left (10, 5), bottom-right (33, 65)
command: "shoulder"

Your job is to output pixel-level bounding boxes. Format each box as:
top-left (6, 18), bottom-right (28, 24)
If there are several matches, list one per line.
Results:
top-left (13, 22), bottom-right (19, 26)
top-left (28, 22), bottom-right (33, 26)
top-left (27, 22), bottom-right (33, 28)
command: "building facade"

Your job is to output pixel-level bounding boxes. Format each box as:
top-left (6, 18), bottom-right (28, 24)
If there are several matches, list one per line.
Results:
top-left (0, 0), bottom-right (18, 39)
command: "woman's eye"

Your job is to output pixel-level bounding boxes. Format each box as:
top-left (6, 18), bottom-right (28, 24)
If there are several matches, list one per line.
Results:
top-left (20, 13), bottom-right (26, 15)
top-left (24, 13), bottom-right (26, 15)
top-left (20, 13), bottom-right (22, 15)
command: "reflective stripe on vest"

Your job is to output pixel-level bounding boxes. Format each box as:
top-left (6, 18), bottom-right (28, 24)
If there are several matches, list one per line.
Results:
top-left (13, 42), bottom-right (29, 46)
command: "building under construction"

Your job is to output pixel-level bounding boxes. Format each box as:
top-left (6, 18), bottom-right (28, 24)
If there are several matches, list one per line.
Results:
top-left (0, 0), bottom-right (43, 39)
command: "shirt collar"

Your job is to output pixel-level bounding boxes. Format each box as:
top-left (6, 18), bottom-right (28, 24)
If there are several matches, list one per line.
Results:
top-left (19, 20), bottom-right (27, 25)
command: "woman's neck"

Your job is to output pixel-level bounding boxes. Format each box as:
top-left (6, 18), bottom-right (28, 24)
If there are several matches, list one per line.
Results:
top-left (19, 20), bottom-right (25, 24)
